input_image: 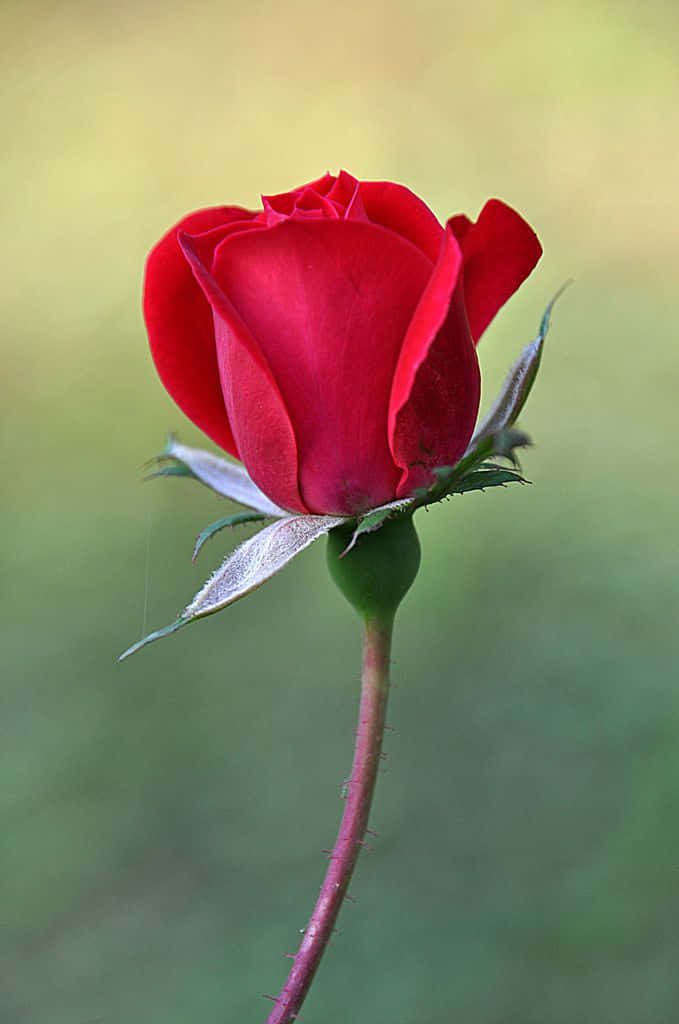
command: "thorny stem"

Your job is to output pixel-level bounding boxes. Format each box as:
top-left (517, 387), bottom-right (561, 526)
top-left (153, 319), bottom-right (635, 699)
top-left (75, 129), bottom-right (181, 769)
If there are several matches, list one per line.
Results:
top-left (265, 615), bottom-right (394, 1023)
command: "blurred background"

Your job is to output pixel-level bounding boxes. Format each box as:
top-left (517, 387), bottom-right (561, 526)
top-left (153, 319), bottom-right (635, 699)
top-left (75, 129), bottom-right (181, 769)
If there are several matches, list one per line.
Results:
top-left (2, 0), bottom-right (678, 1021)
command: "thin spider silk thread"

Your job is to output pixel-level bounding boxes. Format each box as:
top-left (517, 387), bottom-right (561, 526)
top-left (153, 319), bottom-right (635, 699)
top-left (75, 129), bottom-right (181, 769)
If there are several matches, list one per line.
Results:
top-left (142, 493), bottom-right (153, 640)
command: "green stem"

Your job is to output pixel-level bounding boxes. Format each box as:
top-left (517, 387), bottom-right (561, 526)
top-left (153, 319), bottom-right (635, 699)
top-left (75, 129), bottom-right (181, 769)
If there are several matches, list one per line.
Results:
top-left (265, 615), bottom-right (394, 1024)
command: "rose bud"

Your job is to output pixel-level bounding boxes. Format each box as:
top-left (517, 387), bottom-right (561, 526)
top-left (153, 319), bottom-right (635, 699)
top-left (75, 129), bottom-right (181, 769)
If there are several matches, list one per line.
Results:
top-left (143, 171), bottom-right (541, 516)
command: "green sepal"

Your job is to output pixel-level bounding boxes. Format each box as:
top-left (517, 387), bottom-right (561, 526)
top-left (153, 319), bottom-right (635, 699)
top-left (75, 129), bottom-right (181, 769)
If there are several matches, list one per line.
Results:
top-left (192, 512), bottom-right (267, 562)
top-left (413, 427), bottom-right (531, 507)
top-left (145, 463), bottom-right (198, 481)
top-left (445, 466), bottom-right (527, 494)
top-left (340, 500), bottom-right (412, 557)
top-left (340, 509), bottom-right (392, 557)
top-left (470, 282), bottom-right (569, 445)
top-left (143, 435), bottom-right (286, 515)
top-left (119, 515), bottom-right (345, 660)
top-left (118, 617), bottom-right (186, 661)
top-left (144, 434), bottom-right (193, 480)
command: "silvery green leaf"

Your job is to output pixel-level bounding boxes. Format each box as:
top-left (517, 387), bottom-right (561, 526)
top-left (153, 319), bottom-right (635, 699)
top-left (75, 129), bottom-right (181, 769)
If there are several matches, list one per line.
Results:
top-left (467, 282), bottom-right (570, 452)
top-left (149, 436), bottom-right (286, 517)
top-left (119, 514), bottom-right (345, 660)
top-left (467, 339), bottom-right (542, 450)
top-left (192, 511), bottom-right (267, 562)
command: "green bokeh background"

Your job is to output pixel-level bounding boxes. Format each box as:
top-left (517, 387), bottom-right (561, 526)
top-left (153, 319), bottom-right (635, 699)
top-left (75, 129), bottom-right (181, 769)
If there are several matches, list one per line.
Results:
top-left (3, 1), bottom-right (678, 1021)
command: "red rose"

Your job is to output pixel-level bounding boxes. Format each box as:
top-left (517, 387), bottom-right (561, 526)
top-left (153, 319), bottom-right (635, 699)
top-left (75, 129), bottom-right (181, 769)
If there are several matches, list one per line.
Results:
top-left (144, 171), bottom-right (541, 516)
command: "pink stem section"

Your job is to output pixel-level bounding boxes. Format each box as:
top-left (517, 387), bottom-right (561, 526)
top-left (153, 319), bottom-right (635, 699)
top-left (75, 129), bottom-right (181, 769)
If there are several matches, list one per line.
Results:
top-left (265, 616), bottom-right (394, 1024)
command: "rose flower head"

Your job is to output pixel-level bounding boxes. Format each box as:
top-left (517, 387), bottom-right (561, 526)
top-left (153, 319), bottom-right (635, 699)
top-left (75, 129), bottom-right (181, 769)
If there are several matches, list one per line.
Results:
top-left (143, 170), bottom-right (541, 517)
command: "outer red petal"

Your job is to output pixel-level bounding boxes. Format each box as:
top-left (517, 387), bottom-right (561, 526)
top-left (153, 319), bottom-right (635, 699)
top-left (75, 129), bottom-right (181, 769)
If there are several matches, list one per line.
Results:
top-left (389, 227), bottom-right (481, 497)
top-left (144, 207), bottom-right (255, 455)
top-left (178, 233), bottom-right (308, 514)
top-left (211, 220), bottom-right (433, 515)
top-left (452, 199), bottom-right (542, 343)
top-left (359, 180), bottom-right (444, 262)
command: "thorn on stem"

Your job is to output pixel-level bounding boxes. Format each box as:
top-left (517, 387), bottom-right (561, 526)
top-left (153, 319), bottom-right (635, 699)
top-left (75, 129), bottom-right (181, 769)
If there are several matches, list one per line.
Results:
top-left (365, 829), bottom-right (378, 837)
top-left (344, 893), bottom-right (357, 903)
top-left (263, 994), bottom-right (279, 1003)
top-left (283, 952), bottom-right (296, 959)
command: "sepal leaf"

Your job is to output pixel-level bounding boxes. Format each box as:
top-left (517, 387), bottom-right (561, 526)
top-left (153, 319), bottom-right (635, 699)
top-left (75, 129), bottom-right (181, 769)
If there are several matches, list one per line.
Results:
top-left (340, 498), bottom-right (414, 556)
top-left (402, 286), bottom-right (567, 512)
top-left (146, 463), bottom-right (197, 480)
top-left (413, 426), bottom-right (531, 506)
top-left (467, 282), bottom-right (569, 451)
top-left (148, 436), bottom-right (287, 517)
top-left (119, 514), bottom-right (345, 659)
top-left (438, 465), bottom-right (526, 494)
top-left (192, 512), bottom-right (267, 562)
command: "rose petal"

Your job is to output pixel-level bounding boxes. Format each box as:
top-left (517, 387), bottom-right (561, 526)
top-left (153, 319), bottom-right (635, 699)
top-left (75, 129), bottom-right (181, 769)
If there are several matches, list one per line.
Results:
top-left (179, 233), bottom-right (308, 514)
top-left (262, 173), bottom-right (336, 220)
top-left (211, 220), bottom-right (433, 515)
top-left (190, 220), bottom-right (265, 269)
top-left (144, 206), bottom-right (255, 455)
top-left (359, 180), bottom-right (444, 262)
top-left (389, 226), bottom-right (481, 496)
top-left (450, 199), bottom-right (542, 343)
top-left (448, 213), bottom-right (473, 245)
top-left (294, 187), bottom-right (340, 218)
top-left (326, 170), bottom-right (368, 221)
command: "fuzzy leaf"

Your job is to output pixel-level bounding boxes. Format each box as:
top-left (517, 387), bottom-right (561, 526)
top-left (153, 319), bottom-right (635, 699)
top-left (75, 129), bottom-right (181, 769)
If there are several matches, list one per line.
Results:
top-left (119, 514), bottom-right (345, 660)
top-left (467, 283), bottom-right (570, 452)
top-left (192, 512), bottom-right (267, 562)
top-left (148, 436), bottom-right (286, 517)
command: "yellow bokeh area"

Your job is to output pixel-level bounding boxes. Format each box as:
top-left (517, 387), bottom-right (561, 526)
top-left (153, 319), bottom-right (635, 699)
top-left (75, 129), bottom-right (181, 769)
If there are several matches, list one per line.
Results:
top-left (2, 2), bottom-right (678, 1021)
